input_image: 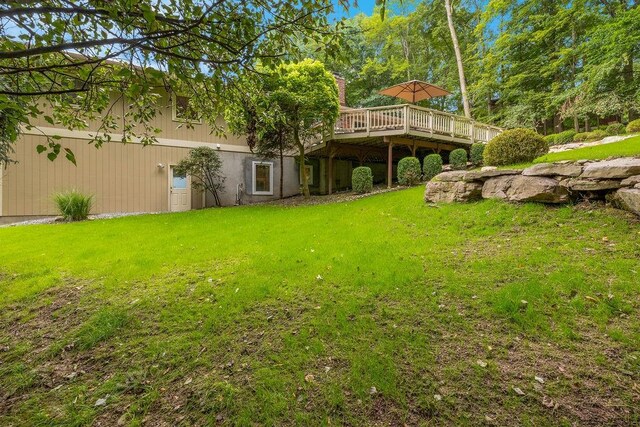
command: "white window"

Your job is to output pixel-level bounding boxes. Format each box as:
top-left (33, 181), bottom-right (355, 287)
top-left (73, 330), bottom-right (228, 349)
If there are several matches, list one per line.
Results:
top-left (252, 161), bottom-right (274, 195)
top-left (172, 95), bottom-right (202, 124)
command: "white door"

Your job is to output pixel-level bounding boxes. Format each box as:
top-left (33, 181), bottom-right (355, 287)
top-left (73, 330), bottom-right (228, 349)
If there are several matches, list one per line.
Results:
top-left (170, 166), bottom-right (191, 212)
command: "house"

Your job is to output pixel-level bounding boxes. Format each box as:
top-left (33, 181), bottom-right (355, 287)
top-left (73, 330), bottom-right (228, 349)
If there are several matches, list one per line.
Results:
top-left (0, 89), bottom-right (301, 223)
top-left (0, 75), bottom-right (500, 223)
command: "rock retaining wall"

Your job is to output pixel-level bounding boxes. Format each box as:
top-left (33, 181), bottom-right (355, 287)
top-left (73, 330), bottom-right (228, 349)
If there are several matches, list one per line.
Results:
top-left (424, 158), bottom-right (640, 217)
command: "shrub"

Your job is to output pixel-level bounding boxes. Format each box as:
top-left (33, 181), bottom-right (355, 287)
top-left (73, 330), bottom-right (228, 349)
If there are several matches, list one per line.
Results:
top-left (585, 129), bottom-right (608, 141)
top-left (352, 166), bottom-right (373, 193)
top-left (423, 154), bottom-right (443, 180)
top-left (53, 190), bottom-right (93, 221)
top-left (627, 119), bottom-right (640, 133)
top-left (573, 132), bottom-right (589, 142)
top-left (470, 143), bottom-right (485, 165)
top-left (543, 134), bottom-right (557, 145)
top-left (555, 130), bottom-right (577, 144)
top-left (483, 128), bottom-right (548, 166)
top-left (605, 122), bottom-right (626, 136)
top-left (175, 147), bottom-right (225, 206)
top-left (449, 148), bottom-right (468, 170)
top-left (397, 157), bottom-right (422, 186)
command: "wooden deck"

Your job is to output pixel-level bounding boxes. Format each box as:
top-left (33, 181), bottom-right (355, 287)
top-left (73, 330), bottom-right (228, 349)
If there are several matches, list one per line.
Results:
top-left (310, 104), bottom-right (502, 195)
top-left (329, 104), bottom-right (502, 145)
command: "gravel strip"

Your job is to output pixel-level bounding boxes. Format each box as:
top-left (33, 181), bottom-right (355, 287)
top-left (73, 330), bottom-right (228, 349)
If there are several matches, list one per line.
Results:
top-left (0, 212), bottom-right (158, 228)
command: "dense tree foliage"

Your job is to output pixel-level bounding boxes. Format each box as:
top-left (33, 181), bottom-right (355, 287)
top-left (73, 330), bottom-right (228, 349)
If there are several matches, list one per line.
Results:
top-left (0, 0), bottom-right (348, 163)
top-left (321, 0), bottom-right (639, 133)
top-left (227, 59), bottom-right (340, 198)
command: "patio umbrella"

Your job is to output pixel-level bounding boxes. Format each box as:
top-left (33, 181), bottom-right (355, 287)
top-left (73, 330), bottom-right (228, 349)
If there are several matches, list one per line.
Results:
top-left (379, 80), bottom-right (451, 103)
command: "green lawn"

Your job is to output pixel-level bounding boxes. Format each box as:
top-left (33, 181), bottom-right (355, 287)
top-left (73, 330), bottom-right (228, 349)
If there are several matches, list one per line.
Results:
top-left (1, 188), bottom-right (639, 426)
top-left (536, 134), bottom-right (640, 163)
top-left (503, 134), bottom-right (640, 169)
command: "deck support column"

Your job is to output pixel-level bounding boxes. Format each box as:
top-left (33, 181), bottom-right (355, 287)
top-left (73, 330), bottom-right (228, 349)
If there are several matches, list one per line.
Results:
top-left (327, 141), bottom-right (334, 195)
top-left (386, 138), bottom-right (393, 188)
top-left (411, 142), bottom-right (417, 157)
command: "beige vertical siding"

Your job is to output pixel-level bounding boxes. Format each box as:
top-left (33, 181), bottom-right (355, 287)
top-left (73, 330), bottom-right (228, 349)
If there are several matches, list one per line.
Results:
top-left (30, 92), bottom-right (248, 148)
top-left (2, 134), bottom-right (203, 216)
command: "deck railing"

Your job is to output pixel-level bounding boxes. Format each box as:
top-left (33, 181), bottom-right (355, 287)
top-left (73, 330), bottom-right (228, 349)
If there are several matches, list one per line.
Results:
top-left (334, 104), bottom-right (502, 143)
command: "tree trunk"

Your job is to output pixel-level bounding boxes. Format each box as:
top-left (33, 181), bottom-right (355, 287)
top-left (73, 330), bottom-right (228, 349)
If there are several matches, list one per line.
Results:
top-left (294, 127), bottom-right (310, 198)
top-left (279, 145), bottom-right (284, 199)
top-left (623, 51), bottom-right (636, 120)
top-left (444, 0), bottom-right (471, 118)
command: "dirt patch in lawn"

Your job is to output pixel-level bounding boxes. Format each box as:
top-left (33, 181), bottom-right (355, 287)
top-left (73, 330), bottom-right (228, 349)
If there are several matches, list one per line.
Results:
top-left (1, 278), bottom-right (95, 353)
top-left (431, 318), bottom-right (639, 426)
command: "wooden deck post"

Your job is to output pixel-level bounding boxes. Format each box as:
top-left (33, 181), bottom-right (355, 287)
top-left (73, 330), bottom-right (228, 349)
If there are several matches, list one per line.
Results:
top-left (328, 144), bottom-right (334, 195)
top-left (411, 141), bottom-right (417, 157)
top-left (404, 105), bottom-right (410, 133)
top-left (386, 138), bottom-right (393, 188)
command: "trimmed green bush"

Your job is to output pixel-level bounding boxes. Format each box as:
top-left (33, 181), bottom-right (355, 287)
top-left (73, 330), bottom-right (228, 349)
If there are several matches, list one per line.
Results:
top-left (555, 130), bottom-right (577, 144)
top-left (605, 122), bottom-right (626, 136)
top-left (53, 190), bottom-right (93, 221)
top-left (449, 148), bottom-right (468, 170)
top-left (397, 156), bottom-right (422, 186)
top-left (423, 154), bottom-right (443, 180)
top-left (352, 166), bottom-right (373, 194)
top-left (626, 119), bottom-right (640, 133)
top-left (573, 132), bottom-right (589, 142)
top-left (585, 129), bottom-right (608, 141)
top-left (470, 143), bottom-right (485, 165)
top-left (543, 134), bottom-right (557, 145)
top-left (483, 128), bottom-right (548, 166)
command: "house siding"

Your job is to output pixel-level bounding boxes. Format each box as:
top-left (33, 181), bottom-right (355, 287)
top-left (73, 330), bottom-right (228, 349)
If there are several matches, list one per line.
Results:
top-left (1, 90), bottom-right (304, 220)
top-left (2, 134), bottom-right (300, 217)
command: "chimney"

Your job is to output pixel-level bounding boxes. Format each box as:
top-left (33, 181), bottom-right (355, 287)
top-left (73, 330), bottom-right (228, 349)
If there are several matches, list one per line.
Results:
top-left (333, 73), bottom-right (347, 107)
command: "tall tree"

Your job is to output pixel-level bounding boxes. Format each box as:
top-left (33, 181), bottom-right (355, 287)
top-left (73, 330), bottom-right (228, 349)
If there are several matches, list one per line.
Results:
top-left (228, 60), bottom-right (340, 198)
top-left (444, 0), bottom-right (471, 118)
top-left (265, 60), bottom-right (339, 197)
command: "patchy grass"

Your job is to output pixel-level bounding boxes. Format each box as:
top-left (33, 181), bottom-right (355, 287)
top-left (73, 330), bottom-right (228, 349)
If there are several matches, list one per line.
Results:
top-left (1, 188), bottom-right (639, 426)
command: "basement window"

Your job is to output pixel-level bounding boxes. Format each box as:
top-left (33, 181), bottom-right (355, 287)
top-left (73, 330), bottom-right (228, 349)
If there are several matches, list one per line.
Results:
top-left (252, 161), bottom-right (273, 195)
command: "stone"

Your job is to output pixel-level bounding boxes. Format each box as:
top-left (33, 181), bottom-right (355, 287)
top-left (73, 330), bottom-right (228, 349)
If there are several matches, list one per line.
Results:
top-left (580, 158), bottom-right (640, 179)
top-left (621, 175), bottom-right (640, 187)
top-left (424, 180), bottom-right (483, 203)
top-left (482, 175), bottom-right (569, 203)
top-left (610, 188), bottom-right (640, 216)
top-left (463, 169), bottom-right (521, 181)
top-left (481, 166), bottom-right (497, 171)
top-left (431, 170), bottom-right (467, 182)
top-left (560, 178), bottom-right (623, 191)
top-left (522, 162), bottom-right (583, 177)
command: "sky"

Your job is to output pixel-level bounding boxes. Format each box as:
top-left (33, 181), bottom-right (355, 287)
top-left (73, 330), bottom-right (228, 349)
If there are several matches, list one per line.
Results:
top-left (331, 0), bottom-right (377, 18)
top-left (330, 0), bottom-right (421, 20)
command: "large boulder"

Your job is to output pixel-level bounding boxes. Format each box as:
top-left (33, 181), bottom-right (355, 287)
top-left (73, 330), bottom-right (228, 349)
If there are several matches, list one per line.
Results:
top-left (424, 180), bottom-right (483, 203)
top-left (621, 175), bottom-right (640, 187)
top-left (431, 171), bottom-right (467, 182)
top-left (482, 175), bottom-right (569, 203)
top-left (581, 158), bottom-right (640, 179)
top-left (609, 188), bottom-right (640, 216)
top-left (463, 169), bottom-right (521, 181)
top-left (522, 162), bottom-right (583, 177)
top-left (560, 178), bottom-right (623, 192)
